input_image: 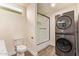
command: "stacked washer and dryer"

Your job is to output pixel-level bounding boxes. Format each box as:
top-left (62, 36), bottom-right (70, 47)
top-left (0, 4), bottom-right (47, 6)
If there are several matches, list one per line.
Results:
top-left (55, 11), bottom-right (76, 56)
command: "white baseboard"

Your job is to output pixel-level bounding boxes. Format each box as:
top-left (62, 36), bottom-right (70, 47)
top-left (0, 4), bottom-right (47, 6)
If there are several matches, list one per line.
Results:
top-left (50, 42), bottom-right (55, 47)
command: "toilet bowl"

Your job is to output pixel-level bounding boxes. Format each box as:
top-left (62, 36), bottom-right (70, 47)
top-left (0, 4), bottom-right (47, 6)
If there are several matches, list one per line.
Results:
top-left (16, 45), bottom-right (27, 56)
top-left (16, 45), bottom-right (27, 52)
top-left (14, 36), bottom-right (27, 56)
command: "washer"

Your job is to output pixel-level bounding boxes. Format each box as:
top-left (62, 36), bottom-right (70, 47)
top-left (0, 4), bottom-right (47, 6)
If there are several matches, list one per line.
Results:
top-left (55, 10), bottom-right (76, 56)
top-left (55, 34), bottom-right (75, 56)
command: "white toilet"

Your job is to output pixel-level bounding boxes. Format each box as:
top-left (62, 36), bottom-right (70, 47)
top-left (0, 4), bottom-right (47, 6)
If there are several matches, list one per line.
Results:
top-left (16, 45), bottom-right (27, 56)
top-left (14, 37), bottom-right (27, 56)
top-left (0, 40), bottom-right (8, 56)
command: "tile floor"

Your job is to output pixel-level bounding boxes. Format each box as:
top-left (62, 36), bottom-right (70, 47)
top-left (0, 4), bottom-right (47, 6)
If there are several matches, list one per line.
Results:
top-left (38, 45), bottom-right (56, 56)
top-left (12, 45), bottom-right (56, 56)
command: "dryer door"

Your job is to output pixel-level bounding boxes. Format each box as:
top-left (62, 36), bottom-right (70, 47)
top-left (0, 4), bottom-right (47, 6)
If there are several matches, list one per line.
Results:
top-left (56, 16), bottom-right (72, 30)
top-left (56, 38), bottom-right (72, 53)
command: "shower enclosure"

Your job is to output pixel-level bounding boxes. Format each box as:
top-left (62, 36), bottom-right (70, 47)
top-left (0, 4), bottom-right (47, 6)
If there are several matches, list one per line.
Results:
top-left (37, 13), bottom-right (50, 45)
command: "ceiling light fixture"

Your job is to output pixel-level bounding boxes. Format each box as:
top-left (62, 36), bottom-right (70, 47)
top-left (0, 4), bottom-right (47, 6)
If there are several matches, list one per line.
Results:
top-left (51, 3), bottom-right (56, 7)
top-left (0, 3), bottom-right (23, 13)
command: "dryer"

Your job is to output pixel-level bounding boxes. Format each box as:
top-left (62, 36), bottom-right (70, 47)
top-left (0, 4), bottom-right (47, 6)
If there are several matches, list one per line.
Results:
top-left (55, 10), bottom-right (76, 56)
top-left (55, 11), bottom-right (75, 34)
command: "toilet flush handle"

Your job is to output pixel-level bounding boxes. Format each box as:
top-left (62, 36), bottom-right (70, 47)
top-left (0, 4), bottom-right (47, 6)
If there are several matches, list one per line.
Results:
top-left (31, 37), bottom-right (34, 39)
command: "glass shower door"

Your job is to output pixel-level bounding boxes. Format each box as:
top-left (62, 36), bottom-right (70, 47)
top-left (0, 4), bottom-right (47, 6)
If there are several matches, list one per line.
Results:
top-left (37, 13), bottom-right (50, 45)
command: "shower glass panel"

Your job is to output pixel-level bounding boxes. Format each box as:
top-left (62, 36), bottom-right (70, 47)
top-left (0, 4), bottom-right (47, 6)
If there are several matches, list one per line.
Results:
top-left (37, 13), bottom-right (50, 45)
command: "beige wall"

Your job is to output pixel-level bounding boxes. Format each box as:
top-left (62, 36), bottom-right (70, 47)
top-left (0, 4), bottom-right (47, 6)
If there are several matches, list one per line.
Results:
top-left (26, 3), bottom-right (37, 55)
top-left (0, 4), bottom-right (27, 55)
top-left (0, 3), bottom-right (37, 56)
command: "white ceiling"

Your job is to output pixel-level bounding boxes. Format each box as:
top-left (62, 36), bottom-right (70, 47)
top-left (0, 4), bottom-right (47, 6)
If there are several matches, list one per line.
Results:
top-left (37, 3), bottom-right (77, 16)
top-left (11, 3), bottom-right (78, 16)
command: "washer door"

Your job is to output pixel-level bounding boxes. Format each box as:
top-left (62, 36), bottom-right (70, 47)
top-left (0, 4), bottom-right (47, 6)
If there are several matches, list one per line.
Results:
top-left (56, 38), bottom-right (72, 53)
top-left (56, 16), bottom-right (72, 30)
